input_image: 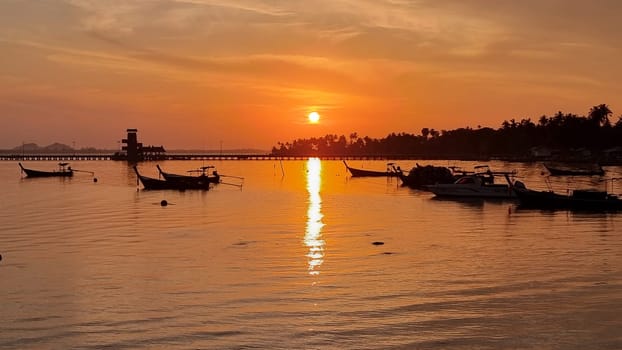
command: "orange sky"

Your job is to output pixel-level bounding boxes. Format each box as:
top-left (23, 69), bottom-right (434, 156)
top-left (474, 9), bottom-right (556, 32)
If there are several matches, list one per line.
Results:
top-left (1, 0), bottom-right (621, 150)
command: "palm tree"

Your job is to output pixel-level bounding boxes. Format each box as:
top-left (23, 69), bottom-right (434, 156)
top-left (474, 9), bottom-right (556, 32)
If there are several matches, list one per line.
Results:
top-left (588, 104), bottom-right (612, 127)
top-left (421, 128), bottom-right (430, 140)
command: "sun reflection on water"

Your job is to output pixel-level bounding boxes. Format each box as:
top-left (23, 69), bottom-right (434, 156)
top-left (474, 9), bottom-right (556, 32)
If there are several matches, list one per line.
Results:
top-left (305, 158), bottom-right (325, 275)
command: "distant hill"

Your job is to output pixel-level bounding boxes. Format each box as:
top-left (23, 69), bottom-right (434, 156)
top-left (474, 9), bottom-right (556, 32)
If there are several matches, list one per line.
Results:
top-left (1, 143), bottom-right (267, 154)
top-left (2, 143), bottom-right (115, 154)
top-left (12, 143), bottom-right (41, 152)
top-left (9, 142), bottom-right (74, 153)
top-left (44, 142), bottom-right (74, 152)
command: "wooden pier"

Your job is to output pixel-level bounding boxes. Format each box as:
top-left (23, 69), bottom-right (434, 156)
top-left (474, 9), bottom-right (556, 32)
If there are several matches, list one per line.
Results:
top-left (0, 153), bottom-right (416, 161)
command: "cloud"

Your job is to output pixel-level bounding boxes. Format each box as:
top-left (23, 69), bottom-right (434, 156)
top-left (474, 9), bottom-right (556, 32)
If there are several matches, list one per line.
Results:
top-left (63, 0), bottom-right (143, 35)
top-left (171, 0), bottom-right (292, 16)
top-left (3, 0), bottom-right (622, 148)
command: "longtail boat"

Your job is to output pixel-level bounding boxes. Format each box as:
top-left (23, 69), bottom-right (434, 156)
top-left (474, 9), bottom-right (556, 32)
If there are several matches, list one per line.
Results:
top-left (543, 162), bottom-right (605, 176)
top-left (19, 162), bottom-right (73, 178)
top-left (134, 166), bottom-right (210, 190)
top-left (157, 164), bottom-right (220, 184)
top-left (343, 161), bottom-right (399, 177)
top-left (506, 176), bottom-right (622, 211)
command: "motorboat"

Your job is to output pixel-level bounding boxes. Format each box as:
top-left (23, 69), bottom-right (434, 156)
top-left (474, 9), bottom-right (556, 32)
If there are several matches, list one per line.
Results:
top-left (426, 170), bottom-right (516, 198)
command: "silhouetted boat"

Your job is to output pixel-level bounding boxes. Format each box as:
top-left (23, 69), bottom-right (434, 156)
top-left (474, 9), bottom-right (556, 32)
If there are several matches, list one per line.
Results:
top-left (543, 162), bottom-right (605, 176)
top-left (426, 170), bottom-right (517, 199)
top-left (510, 182), bottom-right (622, 211)
top-left (343, 161), bottom-right (399, 177)
top-left (157, 164), bottom-right (220, 184)
top-left (393, 164), bottom-right (456, 189)
top-left (134, 166), bottom-right (210, 190)
top-left (134, 166), bottom-right (172, 190)
top-left (19, 162), bottom-right (73, 178)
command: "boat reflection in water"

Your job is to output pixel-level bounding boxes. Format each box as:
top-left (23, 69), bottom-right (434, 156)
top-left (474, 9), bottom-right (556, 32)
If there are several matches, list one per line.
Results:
top-left (304, 158), bottom-right (325, 275)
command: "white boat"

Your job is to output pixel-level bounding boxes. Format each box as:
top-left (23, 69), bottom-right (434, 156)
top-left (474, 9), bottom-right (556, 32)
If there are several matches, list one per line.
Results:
top-left (426, 170), bottom-right (516, 199)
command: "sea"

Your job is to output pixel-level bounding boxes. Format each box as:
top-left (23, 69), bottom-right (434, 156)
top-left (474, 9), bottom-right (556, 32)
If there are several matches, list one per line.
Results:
top-left (1, 159), bottom-right (622, 349)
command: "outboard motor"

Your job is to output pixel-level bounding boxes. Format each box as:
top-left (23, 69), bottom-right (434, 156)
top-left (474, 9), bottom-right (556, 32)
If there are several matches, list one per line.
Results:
top-left (513, 180), bottom-right (526, 189)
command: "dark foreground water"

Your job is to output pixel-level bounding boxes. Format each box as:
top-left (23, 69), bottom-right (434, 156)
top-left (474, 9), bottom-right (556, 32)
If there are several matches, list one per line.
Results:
top-left (1, 159), bottom-right (622, 349)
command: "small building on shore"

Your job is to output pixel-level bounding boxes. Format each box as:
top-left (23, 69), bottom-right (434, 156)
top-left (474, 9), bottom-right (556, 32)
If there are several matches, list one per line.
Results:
top-left (112, 128), bottom-right (166, 162)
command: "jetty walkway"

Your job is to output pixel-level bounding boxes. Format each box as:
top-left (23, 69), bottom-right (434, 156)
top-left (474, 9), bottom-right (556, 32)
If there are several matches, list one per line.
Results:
top-left (0, 153), bottom-right (419, 161)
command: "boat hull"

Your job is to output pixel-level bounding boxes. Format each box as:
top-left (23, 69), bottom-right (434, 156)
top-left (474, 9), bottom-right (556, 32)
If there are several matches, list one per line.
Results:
top-left (427, 184), bottom-right (515, 198)
top-left (157, 165), bottom-right (220, 184)
top-left (544, 163), bottom-right (605, 176)
top-left (19, 163), bottom-right (73, 178)
top-left (343, 161), bottom-right (398, 177)
top-left (515, 188), bottom-right (622, 211)
top-left (135, 167), bottom-right (210, 190)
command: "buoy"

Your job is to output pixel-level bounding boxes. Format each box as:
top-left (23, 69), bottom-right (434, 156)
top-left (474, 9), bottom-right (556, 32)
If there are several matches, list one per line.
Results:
top-left (372, 241), bottom-right (384, 246)
top-left (160, 200), bottom-right (168, 207)
top-left (93, 178), bottom-right (98, 183)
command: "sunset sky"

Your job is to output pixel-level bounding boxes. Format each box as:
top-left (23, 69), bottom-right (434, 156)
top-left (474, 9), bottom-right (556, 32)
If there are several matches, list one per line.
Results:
top-left (1, 0), bottom-right (621, 150)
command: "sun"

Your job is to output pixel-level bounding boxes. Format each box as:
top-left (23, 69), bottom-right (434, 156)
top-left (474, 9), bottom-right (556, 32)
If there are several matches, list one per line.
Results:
top-left (308, 111), bottom-right (320, 124)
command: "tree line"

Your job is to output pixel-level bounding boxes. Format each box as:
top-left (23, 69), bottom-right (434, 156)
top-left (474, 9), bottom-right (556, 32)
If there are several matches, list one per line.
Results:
top-left (270, 104), bottom-right (622, 160)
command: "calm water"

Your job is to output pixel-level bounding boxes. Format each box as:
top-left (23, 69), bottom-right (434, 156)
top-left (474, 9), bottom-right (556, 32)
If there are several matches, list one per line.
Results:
top-left (2, 159), bottom-right (622, 349)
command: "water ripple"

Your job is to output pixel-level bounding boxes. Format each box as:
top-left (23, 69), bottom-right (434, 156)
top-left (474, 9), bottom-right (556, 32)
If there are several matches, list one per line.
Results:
top-left (2, 161), bottom-right (622, 349)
